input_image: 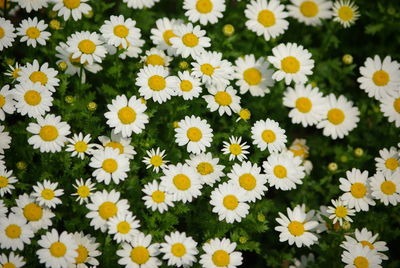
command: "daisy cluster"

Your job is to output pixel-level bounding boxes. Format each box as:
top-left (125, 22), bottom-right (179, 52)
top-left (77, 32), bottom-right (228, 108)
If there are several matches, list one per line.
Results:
top-left (0, 0), bottom-right (399, 267)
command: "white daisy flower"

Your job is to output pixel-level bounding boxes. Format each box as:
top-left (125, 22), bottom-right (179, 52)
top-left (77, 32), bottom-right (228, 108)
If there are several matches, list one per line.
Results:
top-left (380, 91), bottom-right (400, 127)
top-left (150, 18), bottom-right (183, 55)
top-left (375, 147), bottom-right (400, 176)
top-left (244, 0), bottom-right (289, 41)
top-left (0, 125), bottom-right (11, 154)
top-left (326, 198), bottom-right (355, 226)
top-left (233, 54), bottom-right (275, 97)
top-left (275, 205), bottom-right (319, 248)
top-left (263, 151), bottom-right (305, 191)
top-left (357, 55), bottom-right (400, 100)
top-left (0, 168), bottom-right (17, 197)
top-left (171, 70), bottom-right (203, 100)
top-left (0, 252), bottom-right (26, 268)
top-left (32, 180), bottom-right (64, 209)
top-left (11, 193), bottom-right (55, 233)
top-left (289, 253), bottom-right (315, 268)
top-left (199, 237), bottom-right (243, 268)
top-left (71, 232), bottom-right (101, 267)
top-left (191, 50), bottom-right (234, 87)
top-left (341, 228), bottom-right (389, 261)
top-left (26, 113), bottom-right (71, 153)
top-left (0, 213), bottom-right (34, 250)
top-left (117, 233), bottom-right (161, 267)
top-left (4, 62), bottom-right (22, 81)
top-left (72, 178), bottom-right (96, 205)
top-left (283, 83), bottom-right (328, 127)
top-left (89, 147), bottom-right (130, 185)
top-left (184, 0), bottom-right (226, 25)
top-left (108, 212), bottom-right (141, 244)
top-left (36, 229), bottom-right (78, 268)
top-left (203, 85), bottom-right (241, 116)
top-left (341, 243), bottom-right (382, 268)
top-left (222, 136), bottom-right (250, 162)
top-left (160, 231), bottom-right (198, 267)
top-left (170, 23), bottom-right (211, 58)
top-left (17, 59), bottom-right (60, 92)
top-left (370, 171), bottom-right (400, 206)
top-left (52, 0), bottom-right (92, 21)
top-left (86, 189), bottom-right (130, 232)
top-left (268, 42), bottom-right (315, 85)
top-left (339, 168), bottom-right (376, 212)
top-left (142, 180), bottom-right (175, 213)
top-left (98, 130), bottom-right (137, 160)
top-left (160, 163), bottom-right (203, 203)
top-left (13, 81), bottom-right (53, 119)
top-left (104, 94), bottom-right (149, 137)
top-left (174, 115), bottom-right (214, 155)
top-left (332, 0), bottom-right (360, 28)
top-left (141, 48), bottom-right (172, 67)
top-left (16, 17), bottom-right (50, 47)
top-left (123, 0), bottom-right (160, 9)
top-left (0, 18), bottom-right (16, 51)
top-left (287, 0), bottom-right (332, 26)
top-left (17, 0), bottom-right (48, 12)
top-left (251, 118), bottom-right (287, 153)
top-left (316, 94), bottom-right (360, 140)
top-left (135, 65), bottom-right (176, 104)
top-left (66, 132), bottom-right (95, 159)
top-left (142, 147), bottom-right (169, 173)
top-left (288, 138), bottom-right (309, 159)
top-left (186, 152), bottom-right (225, 186)
top-left (66, 31), bottom-right (107, 65)
top-left (0, 200), bottom-right (7, 218)
top-left (210, 182), bottom-right (250, 223)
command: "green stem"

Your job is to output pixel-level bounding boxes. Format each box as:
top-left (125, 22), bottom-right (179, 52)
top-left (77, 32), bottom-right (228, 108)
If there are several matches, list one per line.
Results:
top-left (78, 65), bottom-right (83, 90)
top-left (3, 0), bottom-right (8, 18)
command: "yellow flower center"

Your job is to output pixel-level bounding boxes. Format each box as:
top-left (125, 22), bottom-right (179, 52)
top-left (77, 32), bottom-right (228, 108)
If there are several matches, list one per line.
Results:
top-left (29, 71), bottom-right (48, 85)
top-left (239, 173), bottom-right (257, 190)
top-left (385, 157), bottom-right (399, 170)
top-left (78, 39), bottom-right (96, 54)
top-left (289, 147), bottom-right (306, 158)
top-left (335, 206), bottom-right (348, 218)
top-left (0, 176), bottom-right (8, 188)
top-left (223, 195), bottom-right (238, 210)
top-left (63, 0), bottom-right (80, 9)
top-left (372, 70), bottom-right (389, 86)
top-left (327, 108), bottom-right (345, 125)
top-left (26, 27), bottom-right (40, 39)
top-left (0, 27), bottom-right (4, 39)
top-left (196, 0), bottom-right (213, 14)
top-left (214, 91), bottom-right (232, 106)
top-left (146, 54), bottom-right (165, 66)
top-left (150, 155), bottom-right (163, 167)
top-left (187, 127), bottom-right (202, 142)
top-left (197, 162), bottom-right (214, 175)
top-left (24, 90), bottom-right (42, 106)
top-left (281, 56), bottom-right (300, 73)
top-left (23, 202), bottom-right (43, 221)
top-left (75, 245), bottom-right (88, 264)
top-left (118, 106), bottom-right (137, 124)
top-left (171, 243), bottom-right (186, 257)
top-left (12, 68), bottom-right (21, 79)
top-left (5, 224), bottom-right (21, 239)
top-left (98, 201), bottom-right (117, 219)
top-left (173, 174), bottom-right (191, 190)
top-left (130, 246), bottom-right (150, 264)
top-left (360, 240), bottom-right (375, 250)
top-left (350, 182), bottom-right (367, 198)
top-left (151, 190), bottom-right (165, 203)
top-left (262, 129), bottom-right (276, 143)
top-left (338, 6), bottom-right (354, 21)
top-left (105, 142), bottom-right (124, 154)
top-left (300, 1), bottom-right (319, 17)
top-left (239, 109), bottom-right (251, 120)
top-left (393, 98), bottom-right (400, 113)
top-left (380, 180), bottom-right (396, 195)
top-left (117, 221), bottom-right (131, 234)
top-left (39, 125), bottom-right (59, 141)
top-left (74, 141), bottom-right (88, 153)
top-left (243, 67), bottom-right (262, 85)
top-left (288, 221), bottom-right (305, 236)
top-left (257, 9), bottom-right (276, 27)
top-left (2, 262), bottom-right (16, 268)
top-left (295, 97), bottom-right (312, 113)
top-left (200, 63), bottom-right (216, 76)
top-left (50, 242), bottom-right (67, 257)
top-left (180, 80), bottom-right (193, 92)
top-left (102, 158), bottom-right (118, 173)
top-left (182, 33), bottom-right (199, 47)
top-left (41, 189), bottom-right (55, 200)
top-left (114, 25), bottom-right (129, 38)
top-left (353, 256), bottom-right (369, 268)
top-left (212, 250), bottom-right (230, 267)
top-left (273, 165), bottom-right (287, 179)
top-left (229, 144), bottom-right (242, 155)
top-left (148, 75), bottom-right (166, 91)
top-left (163, 29), bottom-right (177, 46)
top-left (77, 185), bottom-right (91, 198)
